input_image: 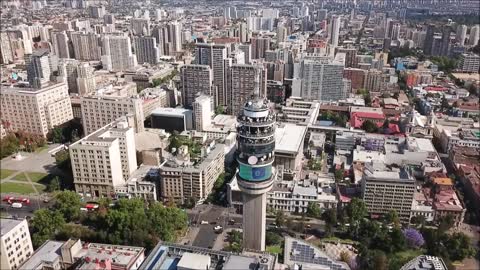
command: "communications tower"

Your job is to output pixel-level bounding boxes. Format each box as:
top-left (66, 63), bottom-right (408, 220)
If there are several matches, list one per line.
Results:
top-left (236, 96), bottom-right (276, 251)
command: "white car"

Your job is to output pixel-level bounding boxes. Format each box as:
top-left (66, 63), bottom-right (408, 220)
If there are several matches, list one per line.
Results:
top-left (214, 225), bottom-right (223, 231)
top-left (11, 202), bottom-right (22, 208)
top-left (200, 220), bottom-right (209, 225)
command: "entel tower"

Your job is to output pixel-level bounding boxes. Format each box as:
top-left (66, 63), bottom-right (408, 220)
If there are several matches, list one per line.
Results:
top-left (236, 96), bottom-right (276, 251)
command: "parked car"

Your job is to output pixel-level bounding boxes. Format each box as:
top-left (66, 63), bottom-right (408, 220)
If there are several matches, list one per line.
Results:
top-left (200, 220), bottom-right (209, 225)
top-left (214, 225), bottom-right (223, 233)
top-left (11, 202), bottom-right (23, 209)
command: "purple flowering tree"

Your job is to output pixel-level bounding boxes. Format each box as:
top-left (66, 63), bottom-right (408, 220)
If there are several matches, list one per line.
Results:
top-left (403, 227), bottom-right (425, 248)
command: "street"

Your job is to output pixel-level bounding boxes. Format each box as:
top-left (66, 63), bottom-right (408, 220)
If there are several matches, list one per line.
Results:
top-left (0, 194), bottom-right (53, 218)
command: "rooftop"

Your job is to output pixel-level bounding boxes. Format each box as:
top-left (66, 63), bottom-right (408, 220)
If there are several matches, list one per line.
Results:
top-left (400, 255), bottom-right (447, 270)
top-left (1, 218), bottom-right (25, 236)
top-left (151, 107), bottom-right (192, 116)
top-left (275, 123), bottom-right (307, 154)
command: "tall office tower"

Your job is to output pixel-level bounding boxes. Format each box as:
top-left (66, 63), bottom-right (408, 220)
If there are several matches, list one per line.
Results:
top-left (226, 64), bottom-right (266, 115)
top-left (180, 65), bottom-right (213, 108)
top-left (57, 59), bottom-right (79, 93)
top-left (134, 36), bottom-right (160, 65)
top-left (26, 49), bottom-right (51, 88)
top-left (361, 161), bottom-right (415, 222)
top-left (89, 5), bottom-right (105, 18)
top-left (71, 32), bottom-right (101, 61)
top-left (69, 117), bottom-right (137, 198)
top-left (1, 82), bottom-right (73, 137)
top-left (335, 47), bottom-right (357, 68)
top-left (102, 35), bottom-right (137, 72)
top-left (0, 219), bottom-right (34, 270)
top-left (391, 23), bottom-right (401, 40)
top-left (440, 26), bottom-right (451, 56)
top-left (277, 25), bottom-right (288, 45)
top-left (168, 21), bottom-right (183, 54)
top-left (236, 96), bottom-right (276, 251)
top-left (51, 31), bottom-right (70, 59)
top-left (300, 57), bottom-right (346, 101)
top-left (152, 25), bottom-right (168, 55)
top-left (193, 95), bottom-right (212, 131)
top-left (456, 24), bottom-right (467, 46)
top-left (317, 9), bottom-right (327, 21)
top-left (224, 6), bottom-right (237, 19)
top-left (131, 18), bottom-right (150, 36)
top-left (238, 44), bottom-right (252, 64)
top-left (329, 15), bottom-right (341, 48)
top-left (0, 32), bottom-right (13, 64)
top-left (195, 43), bottom-right (228, 106)
top-left (469, 25), bottom-right (480, 46)
top-left (251, 37), bottom-right (270, 59)
top-left (424, 24), bottom-right (435, 55)
top-left (240, 22), bottom-right (249, 43)
top-left (104, 14), bottom-right (115, 25)
top-left (155, 9), bottom-right (166, 21)
top-left (76, 62), bottom-right (96, 95)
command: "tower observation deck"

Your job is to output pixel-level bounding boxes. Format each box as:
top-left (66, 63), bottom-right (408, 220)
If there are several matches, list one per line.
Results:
top-left (236, 96), bottom-right (276, 251)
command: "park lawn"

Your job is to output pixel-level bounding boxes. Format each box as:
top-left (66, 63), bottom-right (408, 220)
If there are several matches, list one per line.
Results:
top-left (0, 182), bottom-right (37, 194)
top-left (33, 183), bottom-right (47, 193)
top-left (0, 169), bottom-right (17, 180)
top-left (266, 245), bottom-right (283, 254)
top-left (26, 172), bottom-right (49, 183)
top-left (12, 172), bottom-right (29, 182)
top-left (34, 145), bottom-right (49, 153)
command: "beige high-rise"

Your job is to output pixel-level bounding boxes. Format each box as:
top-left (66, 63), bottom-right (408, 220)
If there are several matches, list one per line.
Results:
top-left (0, 219), bottom-right (33, 270)
top-left (0, 82), bottom-right (73, 137)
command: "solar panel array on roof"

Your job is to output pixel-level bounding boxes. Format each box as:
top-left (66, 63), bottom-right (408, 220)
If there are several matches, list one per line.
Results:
top-left (290, 241), bottom-right (349, 270)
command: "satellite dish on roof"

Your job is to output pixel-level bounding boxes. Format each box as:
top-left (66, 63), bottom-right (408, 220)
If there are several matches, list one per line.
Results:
top-left (248, 156), bottom-right (258, 165)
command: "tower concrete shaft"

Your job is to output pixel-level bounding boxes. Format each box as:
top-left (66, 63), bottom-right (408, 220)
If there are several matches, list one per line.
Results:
top-left (236, 97), bottom-right (276, 251)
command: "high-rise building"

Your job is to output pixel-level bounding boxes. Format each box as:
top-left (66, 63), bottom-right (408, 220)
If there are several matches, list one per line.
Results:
top-left (0, 218), bottom-right (33, 270)
top-left (424, 24), bottom-right (435, 55)
top-left (440, 26), bottom-right (451, 56)
top-left (104, 13), bottom-right (115, 25)
top-left (317, 9), bottom-right (327, 21)
top-left (195, 43), bottom-right (228, 106)
top-left (238, 44), bottom-right (251, 64)
top-left (81, 95), bottom-right (145, 135)
top-left (469, 25), bottom-right (480, 46)
top-left (457, 53), bottom-right (480, 73)
top-left (237, 97), bottom-right (276, 251)
top-left (58, 59), bottom-right (79, 93)
top-left (239, 22), bottom-right (249, 43)
top-left (0, 32), bottom-right (13, 64)
top-left (329, 15), bottom-right (341, 48)
top-left (131, 18), bottom-right (150, 36)
top-left (335, 47), bottom-right (357, 68)
top-left (51, 31), bottom-right (70, 59)
top-left (71, 32), bottom-right (101, 61)
top-left (226, 64), bottom-right (267, 115)
top-left (180, 64), bottom-right (213, 108)
top-left (26, 49), bottom-right (51, 88)
top-left (300, 57), bottom-right (346, 101)
top-left (76, 62), bottom-right (96, 95)
top-left (193, 95), bottom-right (212, 131)
top-left (456, 24), bottom-right (468, 46)
top-left (276, 25), bottom-right (288, 45)
top-left (361, 161), bottom-right (415, 222)
top-left (70, 117), bottom-right (137, 198)
top-left (251, 37), bottom-right (270, 59)
top-left (134, 36), bottom-right (160, 65)
top-left (102, 35), bottom-right (137, 72)
top-left (167, 21), bottom-right (182, 54)
top-left (152, 25), bottom-right (168, 56)
top-left (89, 5), bottom-right (105, 18)
top-left (0, 82), bottom-right (73, 137)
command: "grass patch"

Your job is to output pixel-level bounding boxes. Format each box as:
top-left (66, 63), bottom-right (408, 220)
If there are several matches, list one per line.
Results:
top-left (320, 237), bottom-right (359, 245)
top-left (34, 145), bottom-right (49, 153)
top-left (0, 182), bottom-right (37, 194)
top-left (266, 245), bottom-right (283, 254)
top-left (27, 172), bottom-right (49, 183)
top-left (33, 183), bottom-right (47, 193)
top-left (0, 169), bottom-right (17, 180)
top-left (12, 172), bottom-right (29, 182)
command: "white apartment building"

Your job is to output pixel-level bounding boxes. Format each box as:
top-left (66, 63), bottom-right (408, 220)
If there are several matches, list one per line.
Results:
top-left (102, 35), bottom-right (137, 72)
top-left (193, 95), bottom-right (212, 131)
top-left (0, 82), bottom-right (73, 137)
top-left (300, 56), bottom-right (346, 101)
top-left (1, 219), bottom-right (33, 270)
top-left (159, 144), bottom-right (225, 203)
top-left (81, 95), bottom-right (144, 135)
top-left (69, 117), bottom-right (137, 198)
top-left (457, 53), bottom-right (480, 73)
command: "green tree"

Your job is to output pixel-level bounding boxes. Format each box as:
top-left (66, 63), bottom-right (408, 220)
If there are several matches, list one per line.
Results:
top-left (322, 208), bottom-right (337, 237)
top-left (50, 127), bottom-right (64, 143)
top-left (30, 209), bottom-right (65, 247)
top-left (54, 150), bottom-right (70, 166)
top-left (444, 232), bottom-right (476, 261)
top-left (54, 191), bottom-right (82, 222)
top-left (335, 168), bottom-right (345, 181)
top-left (285, 217), bottom-right (295, 231)
top-left (437, 214), bottom-right (455, 233)
top-left (275, 210), bottom-right (286, 227)
top-left (147, 202), bottom-right (188, 242)
top-left (372, 250), bottom-right (388, 270)
top-left (0, 133), bottom-right (19, 158)
top-left (215, 106), bottom-right (225, 115)
top-left (346, 198), bottom-right (367, 238)
top-left (266, 231), bottom-right (282, 246)
top-left (361, 120), bottom-right (379, 133)
top-left (385, 210), bottom-right (400, 228)
top-left (47, 176), bottom-right (61, 192)
top-left (306, 202), bottom-right (321, 218)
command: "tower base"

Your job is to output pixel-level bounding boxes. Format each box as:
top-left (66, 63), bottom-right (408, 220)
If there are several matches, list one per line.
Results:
top-left (242, 192), bottom-right (267, 251)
